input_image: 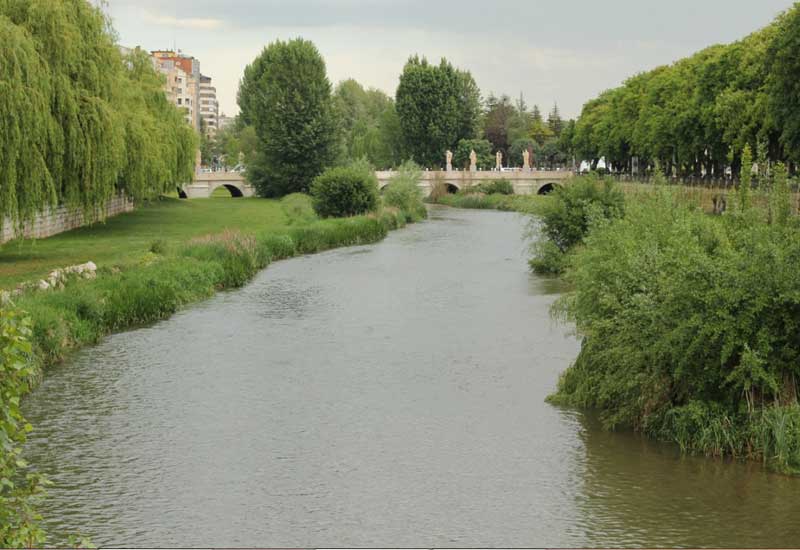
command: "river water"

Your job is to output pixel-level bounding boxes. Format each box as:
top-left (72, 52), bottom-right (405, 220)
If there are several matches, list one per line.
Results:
top-left (23, 207), bottom-right (800, 547)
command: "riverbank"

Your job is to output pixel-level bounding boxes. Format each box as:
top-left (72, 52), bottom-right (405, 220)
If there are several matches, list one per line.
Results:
top-left (2, 192), bottom-right (424, 546)
top-left (431, 192), bottom-right (546, 214)
top-left (0, 196), bottom-right (307, 288)
top-left (434, 177), bottom-right (800, 475)
top-left (10, 199), bottom-right (419, 371)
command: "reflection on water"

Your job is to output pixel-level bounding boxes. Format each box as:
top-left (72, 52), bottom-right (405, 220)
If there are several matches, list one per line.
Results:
top-left (23, 206), bottom-right (800, 547)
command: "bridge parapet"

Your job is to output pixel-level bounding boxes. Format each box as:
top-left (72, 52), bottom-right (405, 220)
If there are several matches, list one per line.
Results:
top-left (182, 172), bottom-right (255, 198)
top-left (181, 169), bottom-right (574, 199)
top-left (375, 169), bottom-right (573, 196)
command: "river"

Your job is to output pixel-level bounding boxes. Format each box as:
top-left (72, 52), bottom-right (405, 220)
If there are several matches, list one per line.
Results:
top-left (23, 206), bottom-right (800, 547)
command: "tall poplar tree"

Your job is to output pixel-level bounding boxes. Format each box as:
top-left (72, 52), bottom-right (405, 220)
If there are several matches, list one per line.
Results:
top-left (395, 56), bottom-right (480, 167)
top-left (238, 38), bottom-right (338, 197)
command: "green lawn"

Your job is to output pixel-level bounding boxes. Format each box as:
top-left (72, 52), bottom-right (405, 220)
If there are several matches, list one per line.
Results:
top-left (0, 197), bottom-right (292, 288)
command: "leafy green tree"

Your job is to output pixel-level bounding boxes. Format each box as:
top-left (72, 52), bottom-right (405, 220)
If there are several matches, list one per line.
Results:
top-left (483, 94), bottom-right (516, 160)
top-left (238, 38), bottom-right (339, 197)
top-left (0, 0), bottom-right (196, 228)
top-left (395, 56), bottom-right (480, 167)
top-left (509, 138), bottom-right (539, 167)
top-left (453, 138), bottom-right (492, 170)
top-left (548, 104), bottom-right (564, 137)
top-left (333, 79), bottom-right (402, 168)
top-left (529, 106), bottom-right (554, 146)
top-left (767, 5), bottom-right (800, 162)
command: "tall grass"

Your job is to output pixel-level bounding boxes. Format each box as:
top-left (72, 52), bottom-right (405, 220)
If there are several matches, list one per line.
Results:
top-left (14, 209), bottom-right (415, 372)
top-left (433, 192), bottom-right (546, 213)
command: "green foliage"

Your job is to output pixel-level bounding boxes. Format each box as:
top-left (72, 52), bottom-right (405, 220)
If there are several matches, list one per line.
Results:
top-left (738, 143), bottom-right (753, 212)
top-left (0, 306), bottom-right (48, 548)
top-left (526, 176), bottom-right (624, 275)
top-left (570, 8), bottom-right (800, 176)
top-left (310, 162), bottom-right (379, 218)
top-left (477, 179), bottom-right (514, 195)
top-left (382, 160), bottom-right (426, 221)
top-left (280, 193), bottom-right (318, 225)
top-left (483, 94), bottom-right (517, 159)
top-left (431, 192), bottom-right (545, 214)
top-left (536, 176), bottom-right (625, 253)
top-left (238, 38), bottom-right (338, 197)
top-left (333, 79), bottom-right (403, 168)
top-left (453, 138), bottom-right (493, 170)
top-left (0, 0), bottom-right (196, 229)
top-left (767, 5), bottom-right (800, 162)
top-left (550, 186), bottom-right (800, 472)
top-left (395, 56), bottom-right (480, 167)
top-left (509, 138), bottom-right (539, 167)
top-left (528, 239), bottom-right (570, 275)
top-left (770, 162), bottom-right (792, 225)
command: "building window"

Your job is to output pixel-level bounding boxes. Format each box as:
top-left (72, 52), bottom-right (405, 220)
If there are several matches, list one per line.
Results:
top-left (177, 98), bottom-right (182, 105)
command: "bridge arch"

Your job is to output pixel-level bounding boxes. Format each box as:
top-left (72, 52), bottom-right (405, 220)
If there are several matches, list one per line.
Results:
top-left (210, 182), bottom-right (245, 198)
top-left (537, 182), bottom-right (560, 195)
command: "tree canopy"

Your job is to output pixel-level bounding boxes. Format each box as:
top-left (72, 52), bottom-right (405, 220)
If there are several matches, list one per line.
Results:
top-left (395, 56), bottom-right (481, 167)
top-left (333, 79), bottom-right (403, 169)
top-left (238, 38), bottom-right (339, 197)
top-left (570, 5), bottom-right (800, 175)
top-left (0, 0), bottom-right (196, 226)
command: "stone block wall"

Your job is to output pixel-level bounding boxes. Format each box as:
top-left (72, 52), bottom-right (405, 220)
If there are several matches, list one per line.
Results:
top-left (0, 194), bottom-right (134, 244)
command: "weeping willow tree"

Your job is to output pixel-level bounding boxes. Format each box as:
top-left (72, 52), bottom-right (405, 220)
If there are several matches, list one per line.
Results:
top-left (0, 0), bottom-right (197, 231)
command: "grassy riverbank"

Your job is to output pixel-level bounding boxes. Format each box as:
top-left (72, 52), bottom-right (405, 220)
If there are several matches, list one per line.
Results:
top-left (8, 195), bottom-right (419, 369)
top-left (432, 192), bottom-right (546, 214)
top-left (435, 175), bottom-right (800, 474)
top-left (1, 190), bottom-right (424, 545)
top-left (0, 197), bottom-right (301, 288)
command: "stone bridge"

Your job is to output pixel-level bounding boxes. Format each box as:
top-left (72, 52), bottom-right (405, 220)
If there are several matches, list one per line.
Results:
top-left (180, 169), bottom-right (572, 199)
top-left (179, 172), bottom-right (256, 198)
top-left (375, 170), bottom-right (573, 196)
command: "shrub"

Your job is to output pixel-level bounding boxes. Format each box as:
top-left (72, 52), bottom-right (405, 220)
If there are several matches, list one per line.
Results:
top-left (0, 306), bottom-right (48, 548)
top-left (477, 179), bottom-right (514, 195)
top-left (538, 175), bottom-right (625, 253)
top-left (310, 163), bottom-right (379, 218)
top-left (382, 160), bottom-right (426, 221)
top-left (550, 186), bottom-right (800, 472)
top-left (529, 239), bottom-right (569, 274)
top-left (281, 193), bottom-right (318, 225)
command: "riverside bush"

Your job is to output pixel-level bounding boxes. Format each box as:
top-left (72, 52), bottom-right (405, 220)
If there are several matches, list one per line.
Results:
top-left (0, 307), bottom-right (47, 548)
top-left (477, 179), bottom-right (514, 195)
top-left (529, 175), bottom-right (624, 274)
top-left (310, 163), bottom-right (379, 218)
top-left (382, 160), bottom-right (427, 221)
top-left (281, 193), bottom-right (318, 225)
top-left (550, 184), bottom-right (800, 473)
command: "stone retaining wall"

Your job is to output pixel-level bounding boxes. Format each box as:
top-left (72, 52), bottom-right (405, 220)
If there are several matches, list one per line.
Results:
top-left (0, 194), bottom-right (134, 244)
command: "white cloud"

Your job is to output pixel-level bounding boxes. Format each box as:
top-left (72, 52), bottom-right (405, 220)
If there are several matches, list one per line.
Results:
top-left (144, 12), bottom-right (225, 30)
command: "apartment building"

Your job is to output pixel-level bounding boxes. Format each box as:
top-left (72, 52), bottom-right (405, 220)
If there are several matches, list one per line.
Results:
top-left (199, 75), bottom-right (219, 135)
top-left (151, 50), bottom-right (201, 130)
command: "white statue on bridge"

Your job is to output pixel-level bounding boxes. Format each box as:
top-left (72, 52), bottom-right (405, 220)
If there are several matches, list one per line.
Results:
top-left (446, 150), bottom-right (453, 172)
top-left (496, 151), bottom-right (503, 171)
top-left (469, 150), bottom-right (477, 172)
top-left (522, 149), bottom-right (530, 170)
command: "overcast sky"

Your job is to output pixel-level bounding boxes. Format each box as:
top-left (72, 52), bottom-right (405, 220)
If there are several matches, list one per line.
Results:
top-left (106, 0), bottom-right (795, 119)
